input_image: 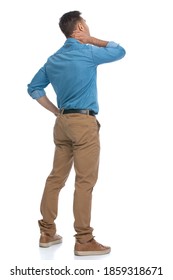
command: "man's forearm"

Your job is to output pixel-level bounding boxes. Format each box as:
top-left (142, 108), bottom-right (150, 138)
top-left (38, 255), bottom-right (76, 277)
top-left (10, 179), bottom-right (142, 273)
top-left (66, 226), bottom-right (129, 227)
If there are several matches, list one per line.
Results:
top-left (88, 37), bottom-right (108, 47)
top-left (72, 31), bottom-right (108, 47)
top-left (36, 95), bottom-right (59, 116)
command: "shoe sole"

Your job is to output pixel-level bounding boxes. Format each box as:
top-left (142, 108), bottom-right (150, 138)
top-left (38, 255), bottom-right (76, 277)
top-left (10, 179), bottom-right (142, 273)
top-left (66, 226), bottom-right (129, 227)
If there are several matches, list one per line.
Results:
top-left (39, 239), bottom-right (62, 248)
top-left (74, 248), bottom-right (111, 256)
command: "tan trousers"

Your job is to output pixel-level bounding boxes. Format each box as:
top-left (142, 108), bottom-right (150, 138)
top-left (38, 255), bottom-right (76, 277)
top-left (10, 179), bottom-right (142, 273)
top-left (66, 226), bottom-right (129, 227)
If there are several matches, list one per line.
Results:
top-left (38, 113), bottom-right (100, 243)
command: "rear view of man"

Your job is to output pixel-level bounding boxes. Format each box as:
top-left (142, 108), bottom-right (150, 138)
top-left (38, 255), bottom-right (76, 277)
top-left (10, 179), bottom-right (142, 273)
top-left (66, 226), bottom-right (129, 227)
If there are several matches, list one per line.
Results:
top-left (27, 11), bottom-right (126, 256)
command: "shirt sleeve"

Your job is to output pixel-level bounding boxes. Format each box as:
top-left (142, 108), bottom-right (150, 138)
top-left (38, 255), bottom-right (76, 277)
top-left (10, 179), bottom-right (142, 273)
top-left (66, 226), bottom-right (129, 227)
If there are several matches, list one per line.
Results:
top-left (91, 41), bottom-right (126, 65)
top-left (27, 65), bottom-right (50, 99)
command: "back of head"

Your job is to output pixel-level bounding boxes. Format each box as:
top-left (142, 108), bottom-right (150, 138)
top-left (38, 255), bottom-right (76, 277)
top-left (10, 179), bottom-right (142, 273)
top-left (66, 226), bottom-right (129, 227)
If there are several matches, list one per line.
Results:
top-left (59, 11), bottom-right (82, 38)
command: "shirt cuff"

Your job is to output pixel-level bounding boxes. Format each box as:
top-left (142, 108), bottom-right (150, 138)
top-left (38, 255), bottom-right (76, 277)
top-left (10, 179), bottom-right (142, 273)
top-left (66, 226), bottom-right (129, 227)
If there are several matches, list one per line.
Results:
top-left (28, 89), bottom-right (46, 99)
top-left (107, 41), bottom-right (119, 47)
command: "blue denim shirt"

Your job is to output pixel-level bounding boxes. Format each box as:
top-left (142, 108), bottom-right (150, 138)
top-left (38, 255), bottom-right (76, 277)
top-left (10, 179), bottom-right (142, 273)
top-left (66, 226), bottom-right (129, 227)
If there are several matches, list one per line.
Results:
top-left (27, 38), bottom-right (125, 114)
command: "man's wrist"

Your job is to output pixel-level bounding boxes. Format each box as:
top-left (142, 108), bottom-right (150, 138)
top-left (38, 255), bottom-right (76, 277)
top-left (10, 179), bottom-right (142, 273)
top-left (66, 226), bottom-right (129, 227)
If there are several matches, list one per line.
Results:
top-left (90, 37), bottom-right (109, 47)
top-left (54, 109), bottom-right (60, 116)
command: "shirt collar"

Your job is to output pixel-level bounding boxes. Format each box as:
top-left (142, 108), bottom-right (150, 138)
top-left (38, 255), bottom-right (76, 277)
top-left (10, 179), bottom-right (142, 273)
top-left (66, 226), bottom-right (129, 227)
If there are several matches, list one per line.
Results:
top-left (64, 38), bottom-right (79, 45)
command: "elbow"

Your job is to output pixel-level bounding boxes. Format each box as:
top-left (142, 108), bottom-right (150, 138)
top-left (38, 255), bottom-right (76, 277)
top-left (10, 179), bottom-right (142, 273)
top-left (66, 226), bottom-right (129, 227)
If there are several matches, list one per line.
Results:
top-left (118, 46), bottom-right (126, 60)
top-left (109, 46), bottom-right (126, 62)
top-left (121, 47), bottom-right (126, 58)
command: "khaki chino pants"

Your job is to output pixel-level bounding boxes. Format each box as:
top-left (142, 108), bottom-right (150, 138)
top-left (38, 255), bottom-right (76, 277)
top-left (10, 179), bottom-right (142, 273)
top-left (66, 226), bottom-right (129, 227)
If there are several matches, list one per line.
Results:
top-left (38, 113), bottom-right (100, 243)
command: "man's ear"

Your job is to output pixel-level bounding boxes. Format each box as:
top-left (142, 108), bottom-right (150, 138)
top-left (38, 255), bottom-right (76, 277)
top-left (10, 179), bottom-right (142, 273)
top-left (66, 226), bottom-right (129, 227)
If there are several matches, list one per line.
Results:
top-left (78, 22), bottom-right (85, 31)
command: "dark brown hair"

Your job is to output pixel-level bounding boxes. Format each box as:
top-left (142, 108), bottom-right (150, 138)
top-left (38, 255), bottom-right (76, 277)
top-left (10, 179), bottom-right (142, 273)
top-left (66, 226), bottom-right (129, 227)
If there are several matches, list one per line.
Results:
top-left (59, 11), bottom-right (82, 38)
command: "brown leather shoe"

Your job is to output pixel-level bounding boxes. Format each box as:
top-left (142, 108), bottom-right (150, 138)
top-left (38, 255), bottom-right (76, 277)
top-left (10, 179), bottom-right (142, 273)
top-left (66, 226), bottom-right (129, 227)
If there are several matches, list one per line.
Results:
top-left (39, 232), bottom-right (62, 248)
top-left (74, 239), bottom-right (111, 256)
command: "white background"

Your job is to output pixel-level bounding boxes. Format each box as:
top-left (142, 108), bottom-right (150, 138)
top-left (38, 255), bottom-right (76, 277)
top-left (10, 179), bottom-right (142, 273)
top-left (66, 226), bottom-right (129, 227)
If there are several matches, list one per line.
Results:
top-left (0, 0), bottom-right (173, 279)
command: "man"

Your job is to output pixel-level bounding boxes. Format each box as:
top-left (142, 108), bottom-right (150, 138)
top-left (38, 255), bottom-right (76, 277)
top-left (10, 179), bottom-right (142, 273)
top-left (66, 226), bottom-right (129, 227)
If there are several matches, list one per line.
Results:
top-left (27, 11), bottom-right (125, 256)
